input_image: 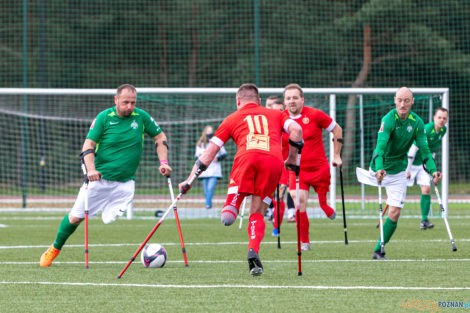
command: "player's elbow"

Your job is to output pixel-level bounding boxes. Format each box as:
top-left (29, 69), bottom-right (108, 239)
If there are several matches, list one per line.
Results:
top-left (333, 124), bottom-right (343, 137)
top-left (289, 123), bottom-right (302, 141)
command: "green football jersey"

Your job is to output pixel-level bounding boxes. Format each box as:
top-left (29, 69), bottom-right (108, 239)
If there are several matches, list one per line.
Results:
top-left (370, 109), bottom-right (436, 175)
top-left (87, 107), bottom-right (162, 182)
top-left (413, 122), bottom-right (447, 165)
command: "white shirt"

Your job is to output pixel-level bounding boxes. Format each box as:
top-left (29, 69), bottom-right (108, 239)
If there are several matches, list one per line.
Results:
top-left (195, 143), bottom-right (227, 178)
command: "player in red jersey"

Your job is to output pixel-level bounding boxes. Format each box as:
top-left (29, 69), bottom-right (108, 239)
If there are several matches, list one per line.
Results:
top-left (283, 83), bottom-right (343, 251)
top-left (179, 83), bottom-right (302, 276)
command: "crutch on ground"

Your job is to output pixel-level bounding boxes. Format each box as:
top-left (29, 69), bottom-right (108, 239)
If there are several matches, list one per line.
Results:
top-left (167, 176), bottom-right (189, 266)
top-left (286, 139), bottom-right (303, 276)
top-left (117, 162), bottom-right (207, 279)
top-left (423, 160), bottom-right (457, 252)
top-left (79, 152), bottom-right (90, 269)
top-left (338, 165), bottom-right (348, 245)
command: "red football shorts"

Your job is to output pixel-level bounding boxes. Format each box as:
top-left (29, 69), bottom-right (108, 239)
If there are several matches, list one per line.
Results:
top-left (288, 163), bottom-right (330, 193)
top-left (279, 166), bottom-right (288, 186)
top-left (228, 153), bottom-right (282, 200)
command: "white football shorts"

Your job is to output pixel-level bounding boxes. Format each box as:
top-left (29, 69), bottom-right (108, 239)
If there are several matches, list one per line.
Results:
top-left (369, 168), bottom-right (407, 208)
top-left (407, 165), bottom-right (431, 187)
top-left (70, 179), bottom-right (135, 224)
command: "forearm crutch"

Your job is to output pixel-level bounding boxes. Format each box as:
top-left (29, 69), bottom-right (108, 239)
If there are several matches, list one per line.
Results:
top-left (287, 139), bottom-right (303, 276)
top-left (117, 163), bottom-right (206, 279)
top-left (376, 204), bottom-right (389, 228)
top-left (339, 165), bottom-right (348, 245)
top-left (79, 154), bottom-right (89, 269)
top-left (378, 179), bottom-right (385, 255)
top-left (423, 161), bottom-right (457, 252)
top-left (167, 177), bottom-right (189, 266)
top-left (238, 197), bottom-right (247, 230)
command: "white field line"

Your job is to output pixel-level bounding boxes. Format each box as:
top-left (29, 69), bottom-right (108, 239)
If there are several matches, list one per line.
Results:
top-left (0, 281), bottom-right (468, 291)
top-left (1, 239), bottom-right (469, 250)
top-left (2, 258), bottom-right (470, 265)
top-left (1, 197), bottom-right (469, 204)
top-left (2, 212), bottom-right (470, 221)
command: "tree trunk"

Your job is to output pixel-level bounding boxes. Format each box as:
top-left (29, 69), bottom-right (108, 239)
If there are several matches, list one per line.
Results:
top-left (342, 25), bottom-right (371, 170)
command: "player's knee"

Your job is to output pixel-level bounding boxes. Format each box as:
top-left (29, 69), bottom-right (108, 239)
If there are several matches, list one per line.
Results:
top-left (221, 205), bottom-right (238, 226)
top-left (69, 215), bottom-right (84, 225)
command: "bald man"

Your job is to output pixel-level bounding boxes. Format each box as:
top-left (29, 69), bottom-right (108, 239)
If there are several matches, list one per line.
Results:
top-left (370, 87), bottom-right (442, 260)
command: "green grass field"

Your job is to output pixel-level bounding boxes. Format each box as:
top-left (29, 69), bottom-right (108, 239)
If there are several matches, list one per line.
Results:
top-left (0, 207), bottom-right (469, 313)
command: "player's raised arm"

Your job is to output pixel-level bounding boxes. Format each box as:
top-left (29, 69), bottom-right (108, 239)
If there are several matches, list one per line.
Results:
top-left (81, 139), bottom-right (101, 181)
top-left (179, 141), bottom-right (220, 192)
top-left (285, 120), bottom-right (302, 168)
top-left (373, 116), bottom-right (394, 172)
top-left (415, 121), bottom-right (440, 183)
top-left (153, 132), bottom-right (172, 176)
top-left (331, 124), bottom-right (343, 167)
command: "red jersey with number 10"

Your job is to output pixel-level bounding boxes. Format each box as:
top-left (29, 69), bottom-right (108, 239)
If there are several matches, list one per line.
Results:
top-left (282, 106), bottom-right (335, 169)
top-left (212, 103), bottom-right (291, 163)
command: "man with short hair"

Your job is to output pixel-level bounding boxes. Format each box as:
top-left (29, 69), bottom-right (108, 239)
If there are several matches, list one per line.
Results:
top-left (406, 107), bottom-right (448, 230)
top-left (370, 87), bottom-right (441, 260)
top-left (283, 83), bottom-right (343, 251)
top-left (179, 83), bottom-right (302, 276)
top-left (40, 84), bottom-right (171, 267)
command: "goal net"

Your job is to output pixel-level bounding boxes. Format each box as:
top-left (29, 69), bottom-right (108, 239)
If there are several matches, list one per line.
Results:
top-left (0, 88), bottom-right (450, 219)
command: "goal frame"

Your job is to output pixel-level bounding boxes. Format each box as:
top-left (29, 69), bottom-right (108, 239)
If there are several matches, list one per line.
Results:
top-left (0, 87), bottom-right (450, 211)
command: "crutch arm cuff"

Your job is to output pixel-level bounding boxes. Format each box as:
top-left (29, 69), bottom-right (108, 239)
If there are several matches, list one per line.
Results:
top-left (196, 159), bottom-right (208, 172)
top-left (288, 139), bottom-right (304, 153)
top-left (79, 149), bottom-right (95, 160)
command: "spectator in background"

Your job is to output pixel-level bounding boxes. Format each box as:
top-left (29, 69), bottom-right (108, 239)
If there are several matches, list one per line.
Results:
top-left (195, 125), bottom-right (227, 209)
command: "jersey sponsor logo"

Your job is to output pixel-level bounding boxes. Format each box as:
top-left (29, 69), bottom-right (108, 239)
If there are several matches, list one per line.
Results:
top-left (407, 125), bottom-right (413, 132)
top-left (90, 119), bottom-right (96, 129)
top-left (110, 121), bottom-right (119, 125)
top-left (131, 120), bottom-right (138, 129)
top-left (302, 117), bottom-right (310, 124)
top-left (378, 121), bottom-right (384, 133)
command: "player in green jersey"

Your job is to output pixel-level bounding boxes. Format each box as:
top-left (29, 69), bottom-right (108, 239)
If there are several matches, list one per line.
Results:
top-left (406, 107), bottom-right (449, 229)
top-left (370, 87), bottom-right (442, 260)
top-left (40, 84), bottom-right (172, 267)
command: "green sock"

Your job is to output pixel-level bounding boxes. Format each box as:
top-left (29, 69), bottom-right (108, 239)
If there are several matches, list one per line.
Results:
top-left (421, 194), bottom-right (431, 221)
top-left (53, 214), bottom-right (79, 250)
top-left (374, 217), bottom-right (398, 252)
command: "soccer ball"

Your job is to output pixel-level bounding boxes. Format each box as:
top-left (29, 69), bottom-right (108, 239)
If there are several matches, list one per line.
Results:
top-left (141, 244), bottom-right (167, 268)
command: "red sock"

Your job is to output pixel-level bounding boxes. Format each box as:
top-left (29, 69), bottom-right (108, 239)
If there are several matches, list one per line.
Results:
top-left (223, 192), bottom-right (248, 213)
top-left (247, 213), bottom-right (265, 253)
top-left (318, 192), bottom-right (334, 217)
top-left (273, 200), bottom-right (285, 229)
top-left (298, 211), bottom-right (310, 243)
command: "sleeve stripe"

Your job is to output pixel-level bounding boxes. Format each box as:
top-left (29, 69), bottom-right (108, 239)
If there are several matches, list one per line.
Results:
top-left (326, 120), bottom-right (336, 132)
top-left (210, 136), bottom-right (224, 148)
top-left (283, 119), bottom-right (295, 133)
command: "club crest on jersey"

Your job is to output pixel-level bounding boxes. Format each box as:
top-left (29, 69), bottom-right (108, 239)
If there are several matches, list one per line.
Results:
top-left (302, 117), bottom-right (310, 124)
top-left (378, 121), bottom-right (384, 133)
top-left (407, 125), bottom-right (413, 132)
top-left (131, 120), bottom-right (138, 129)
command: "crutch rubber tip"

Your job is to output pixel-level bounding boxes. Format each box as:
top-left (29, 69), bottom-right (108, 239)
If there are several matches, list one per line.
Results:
top-left (85, 265), bottom-right (88, 269)
top-left (185, 265), bottom-right (189, 267)
top-left (298, 272), bottom-right (302, 276)
top-left (116, 276), bottom-right (121, 279)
